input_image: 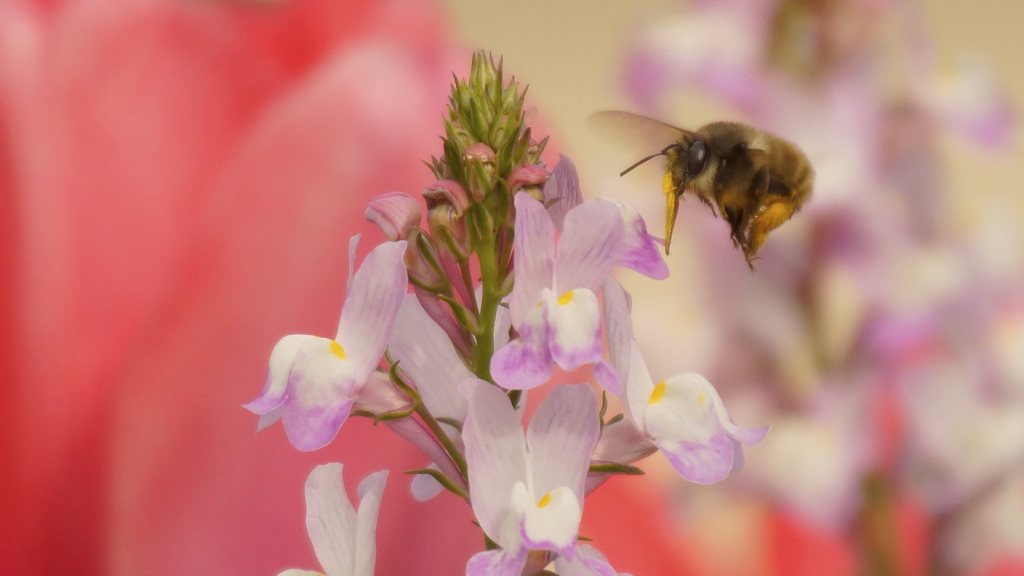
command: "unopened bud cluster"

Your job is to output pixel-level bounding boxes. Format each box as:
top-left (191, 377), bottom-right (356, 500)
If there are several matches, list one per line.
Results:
top-left (366, 51), bottom-right (550, 379)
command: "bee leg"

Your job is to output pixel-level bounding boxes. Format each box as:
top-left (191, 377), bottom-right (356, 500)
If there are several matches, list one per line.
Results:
top-left (744, 252), bottom-right (760, 271)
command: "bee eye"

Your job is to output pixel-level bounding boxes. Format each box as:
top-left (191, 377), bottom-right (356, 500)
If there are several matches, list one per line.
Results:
top-left (686, 141), bottom-right (707, 178)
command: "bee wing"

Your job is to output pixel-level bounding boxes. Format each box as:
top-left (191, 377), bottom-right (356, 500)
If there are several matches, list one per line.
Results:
top-left (587, 110), bottom-right (694, 150)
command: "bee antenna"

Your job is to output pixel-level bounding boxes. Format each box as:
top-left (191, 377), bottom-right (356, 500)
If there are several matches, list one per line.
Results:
top-left (619, 144), bottom-right (679, 177)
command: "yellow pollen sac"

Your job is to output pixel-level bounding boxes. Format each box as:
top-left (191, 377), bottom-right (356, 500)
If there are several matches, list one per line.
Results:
top-left (329, 340), bottom-right (347, 360)
top-left (662, 171), bottom-right (674, 196)
top-left (649, 381), bottom-right (666, 405)
top-left (558, 291), bottom-right (574, 306)
top-left (537, 492), bottom-right (552, 508)
top-left (697, 391), bottom-right (706, 404)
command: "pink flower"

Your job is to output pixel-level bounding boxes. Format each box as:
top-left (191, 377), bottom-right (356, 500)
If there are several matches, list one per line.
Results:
top-left (462, 380), bottom-right (600, 575)
top-left (277, 464), bottom-right (388, 576)
top-left (490, 193), bottom-right (627, 391)
top-left (624, 341), bottom-right (768, 484)
top-left (244, 239), bottom-right (408, 451)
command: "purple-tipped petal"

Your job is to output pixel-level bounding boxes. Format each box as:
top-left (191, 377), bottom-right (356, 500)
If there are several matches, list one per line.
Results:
top-left (466, 548), bottom-right (528, 576)
top-left (491, 306), bottom-right (554, 391)
top-left (544, 289), bottom-right (604, 372)
top-left (527, 384), bottom-right (600, 509)
top-left (365, 192), bottom-right (422, 241)
top-left (510, 193), bottom-right (556, 327)
top-left (278, 338), bottom-right (360, 451)
top-left (554, 544), bottom-right (625, 576)
top-left (615, 202), bottom-right (669, 279)
top-left (654, 427), bottom-right (736, 484)
top-left (336, 240), bottom-right (408, 381)
top-left (542, 155), bottom-right (583, 230)
top-left (643, 373), bottom-right (760, 484)
top-left (556, 199), bottom-right (625, 294)
top-left (304, 463), bottom-right (358, 576)
top-left (462, 378), bottom-right (529, 547)
top-left (354, 470), bottom-right (388, 576)
top-left (244, 334), bottom-right (312, 419)
top-left (390, 294), bottom-right (472, 421)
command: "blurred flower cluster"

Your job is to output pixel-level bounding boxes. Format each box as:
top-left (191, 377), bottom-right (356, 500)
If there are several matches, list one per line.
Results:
top-left (246, 52), bottom-right (771, 576)
top-left (624, 0), bottom-right (1021, 575)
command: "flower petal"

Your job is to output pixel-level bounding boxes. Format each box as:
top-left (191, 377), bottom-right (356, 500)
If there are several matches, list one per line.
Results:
top-left (352, 371), bottom-right (411, 416)
top-left (556, 199), bottom-right (625, 294)
top-left (354, 470), bottom-right (388, 576)
top-left (304, 463), bottom-right (357, 576)
top-left (462, 378), bottom-right (529, 546)
top-left (644, 373), bottom-right (764, 484)
top-left (587, 417), bottom-right (657, 494)
top-left (410, 464), bottom-right (445, 502)
top-left (389, 294), bottom-right (472, 421)
top-left (542, 154), bottom-right (583, 230)
top-left (554, 543), bottom-right (626, 576)
top-left (384, 417), bottom-right (466, 495)
top-left (243, 334), bottom-right (313, 425)
top-left (509, 193), bottom-right (556, 327)
top-left (336, 240), bottom-right (408, 381)
top-left (280, 338), bottom-right (360, 451)
top-left (364, 192), bottom-right (422, 241)
top-left (466, 548), bottom-right (528, 576)
top-left (614, 202), bottom-right (669, 279)
top-left (491, 305), bottom-right (554, 391)
top-left (514, 483), bottom-right (583, 558)
top-left (623, 340), bottom-right (655, 434)
top-left (595, 278), bottom-right (634, 396)
top-left (527, 384), bottom-right (600, 515)
top-left (545, 288), bottom-right (603, 372)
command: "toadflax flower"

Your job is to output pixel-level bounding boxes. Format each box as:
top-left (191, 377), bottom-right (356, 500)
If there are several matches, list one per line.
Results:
top-left (623, 341), bottom-right (768, 484)
top-left (491, 193), bottom-right (626, 391)
top-left (462, 379), bottom-right (600, 576)
top-left (277, 463), bottom-right (387, 576)
top-left (244, 239), bottom-right (408, 451)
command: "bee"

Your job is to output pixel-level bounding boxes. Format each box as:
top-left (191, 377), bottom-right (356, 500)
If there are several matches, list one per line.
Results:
top-left (590, 111), bottom-right (814, 269)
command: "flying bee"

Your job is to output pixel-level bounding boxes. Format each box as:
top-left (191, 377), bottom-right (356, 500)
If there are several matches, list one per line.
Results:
top-left (590, 111), bottom-right (814, 269)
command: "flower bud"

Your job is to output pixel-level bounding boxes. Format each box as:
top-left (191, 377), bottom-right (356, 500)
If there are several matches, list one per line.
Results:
top-left (404, 229), bottom-right (450, 293)
top-left (507, 164), bottom-right (549, 202)
top-left (365, 192), bottom-right (422, 241)
top-left (463, 142), bottom-right (497, 200)
top-left (423, 180), bottom-right (472, 260)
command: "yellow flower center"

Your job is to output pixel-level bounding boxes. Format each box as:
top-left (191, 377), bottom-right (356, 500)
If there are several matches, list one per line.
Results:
top-left (558, 291), bottom-right (574, 306)
top-left (537, 492), bottom-right (552, 508)
top-left (649, 381), bottom-right (666, 404)
top-left (330, 340), bottom-right (347, 360)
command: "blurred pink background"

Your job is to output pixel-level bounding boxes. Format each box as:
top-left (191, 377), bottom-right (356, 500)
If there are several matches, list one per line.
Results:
top-left (3, 0), bottom-right (1022, 575)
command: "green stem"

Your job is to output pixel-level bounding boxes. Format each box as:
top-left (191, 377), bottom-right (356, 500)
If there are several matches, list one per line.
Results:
top-left (414, 403), bottom-right (468, 481)
top-left (472, 233), bottom-right (502, 383)
top-left (460, 259), bottom-right (479, 316)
